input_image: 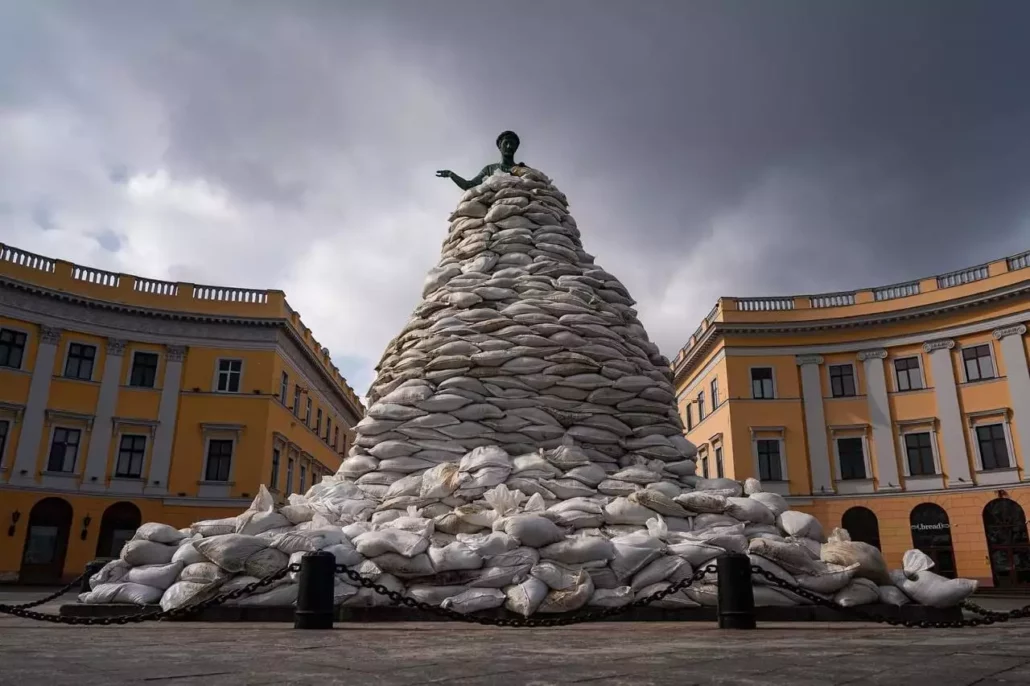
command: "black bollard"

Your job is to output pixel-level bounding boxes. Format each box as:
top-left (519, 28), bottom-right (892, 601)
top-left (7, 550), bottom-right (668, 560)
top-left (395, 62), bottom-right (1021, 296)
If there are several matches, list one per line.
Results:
top-left (294, 550), bottom-right (335, 630)
top-left (81, 559), bottom-right (110, 594)
top-left (716, 553), bottom-right (756, 630)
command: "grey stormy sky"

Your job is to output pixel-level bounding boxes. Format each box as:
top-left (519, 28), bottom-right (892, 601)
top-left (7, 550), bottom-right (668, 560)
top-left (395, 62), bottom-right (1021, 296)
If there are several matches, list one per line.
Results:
top-left (1, 0), bottom-right (1029, 397)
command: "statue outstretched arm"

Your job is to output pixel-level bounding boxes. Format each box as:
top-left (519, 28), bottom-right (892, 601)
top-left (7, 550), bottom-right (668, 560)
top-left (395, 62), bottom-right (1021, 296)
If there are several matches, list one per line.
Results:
top-left (436, 166), bottom-right (492, 191)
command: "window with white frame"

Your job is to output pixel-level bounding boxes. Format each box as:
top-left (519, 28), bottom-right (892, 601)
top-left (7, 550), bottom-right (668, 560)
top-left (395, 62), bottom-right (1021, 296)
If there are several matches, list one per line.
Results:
top-left (697, 391), bottom-right (705, 421)
top-left (293, 385), bottom-right (301, 416)
top-left (751, 367), bottom-right (774, 399)
top-left (325, 417), bottom-right (332, 442)
top-left (829, 364), bottom-right (857, 398)
top-left (216, 359), bottom-right (242, 393)
top-left (0, 419), bottom-right (9, 462)
top-left (836, 437), bottom-right (867, 480)
top-left (710, 378), bottom-right (720, 408)
top-left (894, 356), bottom-right (923, 392)
top-left (280, 372), bottom-right (289, 404)
top-left (714, 445), bottom-right (724, 478)
top-left (300, 463), bottom-right (307, 493)
top-left (962, 344), bottom-right (996, 382)
top-left (756, 439), bottom-right (783, 481)
top-left (333, 426), bottom-right (340, 450)
top-left (0, 328), bottom-right (27, 369)
top-left (305, 398), bottom-right (312, 425)
top-left (64, 343), bottom-right (97, 380)
top-left (976, 424), bottom-right (1010, 470)
top-left (270, 448), bottom-right (281, 490)
top-left (204, 439), bottom-right (233, 481)
top-left (903, 432), bottom-right (936, 476)
top-left (286, 457), bottom-right (295, 493)
top-left (315, 408), bottom-right (322, 435)
top-left (129, 352), bottom-right (159, 388)
top-left (698, 448), bottom-right (709, 478)
top-left (47, 427), bottom-right (81, 473)
top-left (685, 403), bottom-right (693, 430)
top-left (115, 434), bottom-right (147, 478)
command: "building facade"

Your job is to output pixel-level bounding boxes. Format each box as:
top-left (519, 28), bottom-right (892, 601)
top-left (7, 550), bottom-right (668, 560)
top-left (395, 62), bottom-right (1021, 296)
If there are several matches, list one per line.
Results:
top-left (673, 251), bottom-right (1030, 588)
top-left (0, 243), bottom-right (364, 583)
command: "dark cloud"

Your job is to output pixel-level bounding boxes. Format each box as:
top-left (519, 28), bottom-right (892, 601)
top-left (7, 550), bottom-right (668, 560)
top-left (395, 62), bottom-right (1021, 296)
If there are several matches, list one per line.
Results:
top-left (1, 0), bottom-right (1028, 394)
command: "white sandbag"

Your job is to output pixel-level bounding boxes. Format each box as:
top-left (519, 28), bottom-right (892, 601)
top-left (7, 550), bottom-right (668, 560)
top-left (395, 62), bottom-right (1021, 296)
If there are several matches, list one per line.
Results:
top-left (193, 534), bottom-right (269, 573)
top-left (244, 547), bottom-right (290, 578)
top-left (537, 569), bottom-right (593, 613)
top-left (122, 561), bottom-right (184, 591)
top-left (636, 581), bottom-right (700, 609)
top-left (441, 588), bottom-right (506, 613)
top-left (160, 581), bottom-right (216, 611)
top-left (664, 460), bottom-right (697, 477)
top-left (420, 462), bottom-right (464, 499)
top-left (777, 511), bottom-right (825, 542)
top-left (610, 532), bottom-right (665, 581)
top-left (90, 559), bottom-right (130, 589)
top-left (280, 504), bottom-right (315, 525)
top-left (372, 552), bottom-right (435, 578)
top-left (673, 492), bottom-right (727, 514)
top-left (512, 451), bottom-right (562, 477)
top-left (232, 583), bottom-right (300, 607)
top-left (428, 541), bottom-right (483, 572)
top-left (132, 522), bottom-right (186, 545)
top-left (236, 510), bottom-right (290, 536)
top-left (82, 582), bottom-right (164, 605)
top-left (748, 538), bottom-right (827, 577)
top-left (456, 531), bottom-right (519, 557)
top-left (384, 473), bottom-right (425, 499)
top-left (468, 563), bottom-right (533, 588)
top-left (693, 513), bottom-right (741, 530)
top-left (406, 585), bottom-right (468, 605)
top-left (604, 497), bottom-right (657, 525)
top-left (564, 464), bottom-right (608, 487)
top-left (629, 490), bottom-right (690, 518)
top-left (497, 514), bottom-right (565, 548)
top-left (902, 548), bottom-right (936, 574)
top-left (344, 574), bottom-right (405, 607)
top-left (646, 481), bottom-right (682, 499)
top-left (743, 477), bottom-right (763, 494)
top-left (878, 585), bottom-right (910, 606)
top-left (190, 517), bottom-right (238, 537)
top-left (504, 577), bottom-right (550, 617)
top-left (353, 529), bottom-right (429, 558)
top-left (889, 569), bottom-right (977, 608)
top-left (171, 541), bottom-right (207, 566)
top-left (834, 578), bottom-right (880, 607)
top-left (460, 445), bottom-right (511, 472)
top-left (753, 586), bottom-right (799, 607)
top-left (342, 522), bottom-right (375, 539)
top-left (693, 478), bottom-right (743, 496)
top-left (389, 512), bottom-right (436, 538)
top-left (611, 466), bottom-right (662, 485)
top-left (820, 540), bottom-right (889, 584)
top-left (272, 528), bottom-right (348, 555)
top-left (749, 554), bottom-right (797, 587)
top-left (539, 537), bottom-right (616, 565)
top-left (630, 556), bottom-right (688, 591)
top-left (795, 563), bottom-right (858, 594)
top-left (749, 492), bottom-right (788, 517)
top-left (684, 583), bottom-right (719, 607)
top-left (588, 586), bottom-right (635, 607)
top-left (531, 560), bottom-right (584, 590)
top-left (725, 497), bottom-right (775, 525)
top-left (121, 540), bottom-right (177, 567)
top-left (598, 479), bottom-right (639, 496)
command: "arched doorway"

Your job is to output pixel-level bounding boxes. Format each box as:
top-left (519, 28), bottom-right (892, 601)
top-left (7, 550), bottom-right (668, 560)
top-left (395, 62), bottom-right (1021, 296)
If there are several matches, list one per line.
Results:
top-left (95, 502), bottom-right (142, 560)
top-left (910, 503), bottom-right (957, 579)
top-left (982, 498), bottom-right (1030, 588)
top-left (842, 506), bottom-right (881, 550)
top-left (19, 497), bottom-right (73, 585)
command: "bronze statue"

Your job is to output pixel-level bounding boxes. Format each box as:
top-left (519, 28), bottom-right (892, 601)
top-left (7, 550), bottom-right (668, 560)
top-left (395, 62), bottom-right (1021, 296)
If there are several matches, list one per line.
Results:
top-left (437, 131), bottom-right (528, 190)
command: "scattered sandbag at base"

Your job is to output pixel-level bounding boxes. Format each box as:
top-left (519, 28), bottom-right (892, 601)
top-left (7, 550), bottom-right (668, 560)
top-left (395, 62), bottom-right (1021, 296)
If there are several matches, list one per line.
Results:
top-left (230, 583), bottom-right (300, 607)
top-left (588, 586), bottom-right (634, 607)
top-left (537, 570), bottom-right (593, 613)
top-left (344, 574), bottom-right (405, 607)
top-left (505, 577), bottom-right (550, 616)
top-left (122, 561), bottom-right (184, 591)
top-left (90, 559), bottom-right (131, 589)
top-left (79, 582), bottom-right (164, 605)
top-left (160, 581), bottom-right (218, 611)
top-left (820, 535), bottom-right (889, 584)
top-left (878, 585), bottom-right (910, 606)
top-left (441, 588), bottom-right (506, 613)
top-left (180, 562), bottom-right (231, 585)
top-left (834, 578), bottom-right (880, 607)
top-left (889, 569), bottom-right (978, 608)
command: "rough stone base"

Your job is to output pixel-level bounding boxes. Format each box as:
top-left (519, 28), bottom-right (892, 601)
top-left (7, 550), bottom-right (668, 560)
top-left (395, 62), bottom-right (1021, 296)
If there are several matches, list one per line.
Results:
top-left (59, 602), bottom-right (962, 624)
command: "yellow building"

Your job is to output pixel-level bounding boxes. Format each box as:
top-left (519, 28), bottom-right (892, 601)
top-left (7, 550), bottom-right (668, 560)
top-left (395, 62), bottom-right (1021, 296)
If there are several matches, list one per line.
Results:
top-left (674, 251), bottom-right (1030, 589)
top-left (0, 243), bottom-right (364, 583)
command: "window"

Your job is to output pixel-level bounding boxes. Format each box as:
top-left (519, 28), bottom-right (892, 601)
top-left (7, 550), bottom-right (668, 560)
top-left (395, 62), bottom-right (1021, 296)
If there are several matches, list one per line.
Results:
top-left (894, 357), bottom-right (923, 392)
top-left (977, 424), bottom-right (1010, 470)
top-left (829, 364), bottom-right (856, 398)
top-left (710, 378), bottom-right (720, 409)
top-left (685, 404), bottom-right (693, 431)
top-left (751, 367), bottom-right (774, 399)
top-left (837, 437), bottom-right (866, 480)
top-left (0, 420), bottom-right (9, 460)
top-left (64, 343), bottom-right (96, 380)
top-left (333, 426), bottom-right (340, 450)
top-left (47, 427), bottom-right (81, 473)
top-left (326, 417), bottom-right (332, 443)
top-left (904, 432), bottom-right (936, 476)
top-left (300, 463), bottom-right (307, 493)
top-left (270, 448), bottom-right (281, 489)
top-left (715, 446), bottom-right (724, 478)
top-left (315, 408), bottom-right (322, 435)
top-left (697, 392), bottom-right (705, 421)
top-left (216, 359), bottom-right (242, 393)
top-left (286, 457), bottom-right (295, 494)
top-left (280, 372), bottom-right (289, 404)
top-left (305, 398), bottom-right (312, 425)
top-left (700, 454), bottom-right (709, 479)
top-left (115, 435), bottom-right (147, 478)
top-left (129, 352), bottom-right (159, 388)
top-left (293, 385), bottom-right (301, 416)
top-left (0, 329), bottom-right (27, 369)
top-left (204, 439), bottom-right (233, 481)
top-left (963, 344), bottom-right (995, 382)
top-left (756, 440), bottom-right (783, 481)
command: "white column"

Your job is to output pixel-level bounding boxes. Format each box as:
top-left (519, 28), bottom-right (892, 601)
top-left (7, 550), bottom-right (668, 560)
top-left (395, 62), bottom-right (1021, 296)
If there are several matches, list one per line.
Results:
top-left (9, 325), bottom-right (62, 485)
top-left (80, 338), bottom-right (127, 491)
top-left (796, 354), bottom-right (834, 494)
top-left (857, 349), bottom-right (902, 491)
top-left (923, 339), bottom-right (972, 487)
top-left (144, 345), bottom-right (186, 495)
top-left (994, 324), bottom-right (1030, 475)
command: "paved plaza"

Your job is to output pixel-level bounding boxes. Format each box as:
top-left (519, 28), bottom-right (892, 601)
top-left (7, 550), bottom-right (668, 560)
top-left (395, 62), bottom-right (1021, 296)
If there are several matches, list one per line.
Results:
top-left (3, 590), bottom-right (1030, 685)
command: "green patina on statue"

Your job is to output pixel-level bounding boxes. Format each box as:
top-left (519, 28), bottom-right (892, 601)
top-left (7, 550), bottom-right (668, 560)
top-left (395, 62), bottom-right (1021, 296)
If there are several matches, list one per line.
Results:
top-left (437, 130), bottom-right (528, 191)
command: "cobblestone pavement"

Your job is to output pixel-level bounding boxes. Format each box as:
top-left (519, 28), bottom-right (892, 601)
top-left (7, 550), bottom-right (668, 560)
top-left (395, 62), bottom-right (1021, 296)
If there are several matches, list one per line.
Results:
top-left (4, 590), bottom-right (1030, 685)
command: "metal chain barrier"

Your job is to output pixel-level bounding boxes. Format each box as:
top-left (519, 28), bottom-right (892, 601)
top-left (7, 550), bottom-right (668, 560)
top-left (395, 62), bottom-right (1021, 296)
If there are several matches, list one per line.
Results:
top-left (0, 566), bottom-right (292, 625)
top-left (750, 565), bottom-right (1003, 629)
top-left (334, 562), bottom-right (718, 627)
top-left (2, 573), bottom-right (86, 610)
top-left (962, 599), bottom-right (1030, 621)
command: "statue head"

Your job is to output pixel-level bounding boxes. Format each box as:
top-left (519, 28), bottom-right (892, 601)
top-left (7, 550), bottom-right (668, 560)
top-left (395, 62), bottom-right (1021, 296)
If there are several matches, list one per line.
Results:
top-left (496, 130), bottom-right (520, 156)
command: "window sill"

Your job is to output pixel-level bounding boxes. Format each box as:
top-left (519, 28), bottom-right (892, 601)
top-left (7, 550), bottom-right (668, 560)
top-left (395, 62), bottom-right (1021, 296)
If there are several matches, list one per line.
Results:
top-left (835, 478), bottom-right (875, 495)
top-left (55, 376), bottom-right (99, 385)
top-left (112, 476), bottom-right (145, 482)
top-left (197, 480), bottom-right (236, 486)
top-left (758, 479), bottom-right (791, 496)
top-left (0, 366), bottom-right (29, 375)
top-left (960, 376), bottom-right (1004, 387)
top-left (904, 474), bottom-right (943, 491)
top-left (41, 470), bottom-right (78, 477)
top-left (825, 394), bottom-right (865, 401)
top-left (122, 384), bottom-right (161, 391)
top-left (976, 467), bottom-right (1020, 487)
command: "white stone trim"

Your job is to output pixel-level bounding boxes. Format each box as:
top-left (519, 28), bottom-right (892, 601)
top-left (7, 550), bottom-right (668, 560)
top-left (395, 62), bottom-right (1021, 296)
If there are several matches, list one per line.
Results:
top-left (748, 365), bottom-right (777, 400)
top-left (994, 324), bottom-right (1027, 340)
top-left (212, 357), bottom-right (245, 393)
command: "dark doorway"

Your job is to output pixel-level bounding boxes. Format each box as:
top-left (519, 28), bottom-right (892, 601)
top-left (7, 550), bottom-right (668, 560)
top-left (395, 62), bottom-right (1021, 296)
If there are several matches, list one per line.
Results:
top-left (983, 498), bottom-right (1030, 588)
top-left (19, 497), bottom-right (73, 585)
top-left (910, 503), bottom-right (957, 578)
top-left (95, 502), bottom-right (142, 560)
top-left (842, 506), bottom-right (881, 550)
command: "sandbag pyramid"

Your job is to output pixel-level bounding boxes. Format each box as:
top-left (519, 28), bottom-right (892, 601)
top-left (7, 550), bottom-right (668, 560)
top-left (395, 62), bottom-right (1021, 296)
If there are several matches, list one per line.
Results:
top-left (80, 168), bottom-right (978, 615)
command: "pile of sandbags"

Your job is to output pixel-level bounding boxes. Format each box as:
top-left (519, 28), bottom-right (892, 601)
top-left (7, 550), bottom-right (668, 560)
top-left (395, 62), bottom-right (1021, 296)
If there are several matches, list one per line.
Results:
top-left (80, 168), bottom-right (978, 615)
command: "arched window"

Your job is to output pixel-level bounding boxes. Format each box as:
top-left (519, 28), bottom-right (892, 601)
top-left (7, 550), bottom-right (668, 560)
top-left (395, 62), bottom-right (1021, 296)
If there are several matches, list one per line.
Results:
top-left (842, 506), bottom-right (881, 550)
top-left (96, 502), bottom-right (142, 559)
top-left (983, 498), bottom-right (1030, 588)
top-left (20, 497), bottom-right (74, 585)
top-left (909, 503), bottom-right (956, 579)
